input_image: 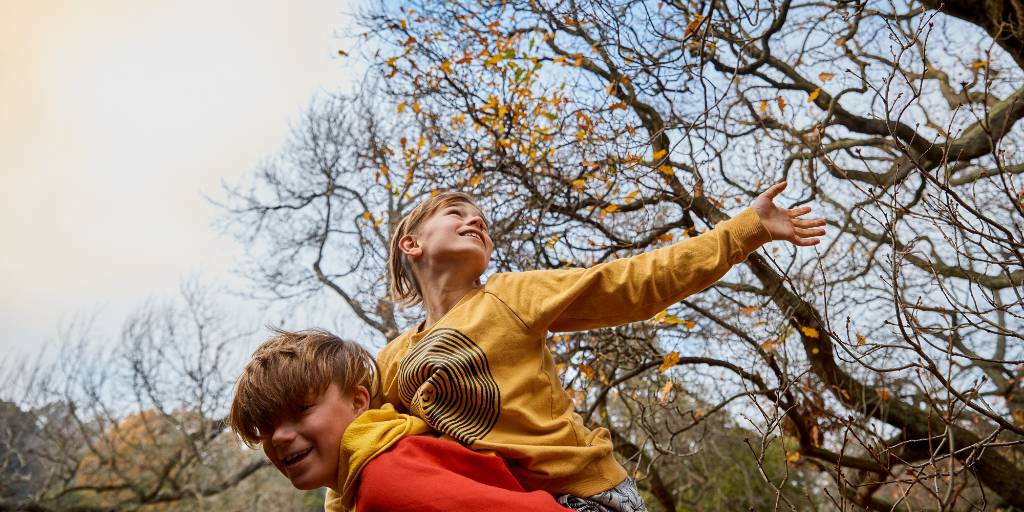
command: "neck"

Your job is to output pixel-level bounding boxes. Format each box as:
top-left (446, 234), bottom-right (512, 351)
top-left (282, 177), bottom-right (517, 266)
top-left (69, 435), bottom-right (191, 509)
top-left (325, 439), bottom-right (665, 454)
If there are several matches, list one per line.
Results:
top-left (416, 270), bottom-right (479, 331)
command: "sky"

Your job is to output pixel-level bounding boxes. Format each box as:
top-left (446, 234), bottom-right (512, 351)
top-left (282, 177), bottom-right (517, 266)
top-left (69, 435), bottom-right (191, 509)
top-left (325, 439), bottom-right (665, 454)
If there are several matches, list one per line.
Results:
top-left (0, 0), bottom-right (358, 360)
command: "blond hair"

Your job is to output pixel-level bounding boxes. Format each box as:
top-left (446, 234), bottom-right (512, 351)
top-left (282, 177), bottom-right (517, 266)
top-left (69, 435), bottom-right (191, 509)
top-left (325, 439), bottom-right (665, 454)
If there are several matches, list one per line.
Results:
top-left (387, 191), bottom-right (484, 306)
top-left (228, 328), bottom-right (378, 447)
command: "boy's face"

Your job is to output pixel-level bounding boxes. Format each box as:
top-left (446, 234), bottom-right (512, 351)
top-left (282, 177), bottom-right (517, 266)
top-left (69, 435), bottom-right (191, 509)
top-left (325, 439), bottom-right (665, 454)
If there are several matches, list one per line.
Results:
top-left (407, 200), bottom-right (493, 275)
top-left (262, 383), bottom-right (368, 491)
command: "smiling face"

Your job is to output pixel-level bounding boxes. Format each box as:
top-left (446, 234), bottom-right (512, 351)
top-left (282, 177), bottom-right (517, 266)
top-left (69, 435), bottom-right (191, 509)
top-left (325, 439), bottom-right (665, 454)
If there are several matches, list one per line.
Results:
top-left (261, 383), bottom-right (368, 491)
top-left (403, 199), bottom-right (493, 280)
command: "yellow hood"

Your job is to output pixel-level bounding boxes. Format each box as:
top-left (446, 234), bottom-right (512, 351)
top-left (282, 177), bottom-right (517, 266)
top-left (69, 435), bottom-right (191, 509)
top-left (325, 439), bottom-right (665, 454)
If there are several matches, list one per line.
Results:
top-left (324, 403), bottom-right (430, 512)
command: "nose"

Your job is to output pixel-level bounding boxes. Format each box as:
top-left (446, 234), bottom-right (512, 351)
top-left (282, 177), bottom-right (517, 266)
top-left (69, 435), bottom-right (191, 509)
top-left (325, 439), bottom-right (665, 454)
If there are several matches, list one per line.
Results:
top-left (270, 421), bottom-right (297, 447)
top-left (467, 213), bottom-right (486, 231)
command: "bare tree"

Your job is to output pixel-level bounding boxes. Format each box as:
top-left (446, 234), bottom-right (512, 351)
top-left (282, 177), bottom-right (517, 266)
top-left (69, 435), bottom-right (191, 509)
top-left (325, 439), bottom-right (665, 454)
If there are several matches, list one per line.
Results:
top-left (0, 282), bottom-right (318, 512)
top-left (223, 0), bottom-right (1024, 509)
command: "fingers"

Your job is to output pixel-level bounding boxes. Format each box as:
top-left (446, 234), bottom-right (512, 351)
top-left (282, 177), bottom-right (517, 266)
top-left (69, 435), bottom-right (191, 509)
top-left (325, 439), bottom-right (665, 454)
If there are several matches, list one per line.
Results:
top-left (793, 218), bottom-right (826, 228)
top-left (794, 227), bottom-right (827, 238)
top-left (791, 237), bottom-right (821, 247)
top-left (761, 181), bottom-right (788, 200)
top-left (787, 206), bottom-right (812, 217)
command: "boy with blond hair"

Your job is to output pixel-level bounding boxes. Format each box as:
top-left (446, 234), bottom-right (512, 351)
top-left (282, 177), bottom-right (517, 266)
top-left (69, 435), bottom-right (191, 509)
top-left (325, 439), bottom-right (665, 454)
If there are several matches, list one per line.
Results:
top-left (374, 183), bottom-right (824, 511)
top-left (229, 328), bottom-right (571, 511)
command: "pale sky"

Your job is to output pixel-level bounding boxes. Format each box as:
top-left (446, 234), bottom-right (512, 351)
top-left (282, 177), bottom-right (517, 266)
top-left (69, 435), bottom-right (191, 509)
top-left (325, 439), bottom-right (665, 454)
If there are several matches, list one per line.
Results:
top-left (1, 0), bottom-right (357, 358)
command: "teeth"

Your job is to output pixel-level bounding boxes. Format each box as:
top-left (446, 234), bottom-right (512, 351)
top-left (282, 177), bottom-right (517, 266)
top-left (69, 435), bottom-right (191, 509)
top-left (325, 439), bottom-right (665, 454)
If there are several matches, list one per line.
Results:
top-left (282, 447), bottom-right (312, 466)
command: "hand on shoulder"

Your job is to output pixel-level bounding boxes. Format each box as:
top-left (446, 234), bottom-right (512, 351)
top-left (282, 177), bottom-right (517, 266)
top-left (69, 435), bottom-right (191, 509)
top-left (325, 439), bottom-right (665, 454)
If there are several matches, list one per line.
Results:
top-left (750, 181), bottom-right (826, 247)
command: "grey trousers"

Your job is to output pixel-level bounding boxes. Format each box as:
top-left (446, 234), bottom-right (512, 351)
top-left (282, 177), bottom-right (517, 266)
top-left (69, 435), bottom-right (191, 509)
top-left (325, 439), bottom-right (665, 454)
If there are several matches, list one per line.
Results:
top-left (556, 477), bottom-right (648, 512)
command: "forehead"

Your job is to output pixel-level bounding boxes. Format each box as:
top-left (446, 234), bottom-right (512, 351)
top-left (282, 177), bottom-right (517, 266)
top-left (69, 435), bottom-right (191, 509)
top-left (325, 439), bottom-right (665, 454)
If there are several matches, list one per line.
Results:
top-left (433, 198), bottom-right (486, 219)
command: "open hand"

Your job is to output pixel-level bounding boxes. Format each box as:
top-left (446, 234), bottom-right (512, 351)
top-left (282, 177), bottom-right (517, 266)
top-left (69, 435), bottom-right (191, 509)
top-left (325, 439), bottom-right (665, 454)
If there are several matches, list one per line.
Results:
top-left (751, 181), bottom-right (826, 246)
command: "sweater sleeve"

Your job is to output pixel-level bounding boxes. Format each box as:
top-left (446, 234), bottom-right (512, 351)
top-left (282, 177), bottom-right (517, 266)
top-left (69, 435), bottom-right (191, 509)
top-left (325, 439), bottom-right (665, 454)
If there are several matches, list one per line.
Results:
top-left (490, 208), bottom-right (771, 333)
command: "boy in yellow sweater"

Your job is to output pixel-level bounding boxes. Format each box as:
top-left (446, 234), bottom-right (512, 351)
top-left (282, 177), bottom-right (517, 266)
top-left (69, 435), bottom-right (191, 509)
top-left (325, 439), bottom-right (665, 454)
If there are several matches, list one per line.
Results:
top-left (374, 182), bottom-right (824, 511)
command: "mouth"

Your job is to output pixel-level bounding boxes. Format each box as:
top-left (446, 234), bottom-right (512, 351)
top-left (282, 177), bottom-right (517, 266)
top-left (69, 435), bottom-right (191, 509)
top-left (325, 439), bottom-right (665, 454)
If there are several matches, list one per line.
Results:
top-left (281, 447), bottom-right (313, 467)
top-left (461, 230), bottom-right (485, 243)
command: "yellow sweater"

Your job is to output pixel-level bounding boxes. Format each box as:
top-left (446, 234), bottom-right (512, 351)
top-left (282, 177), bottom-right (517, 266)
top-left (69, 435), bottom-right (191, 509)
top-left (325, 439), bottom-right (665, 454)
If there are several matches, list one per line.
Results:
top-left (377, 208), bottom-right (771, 497)
top-left (324, 404), bottom-right (430, 512)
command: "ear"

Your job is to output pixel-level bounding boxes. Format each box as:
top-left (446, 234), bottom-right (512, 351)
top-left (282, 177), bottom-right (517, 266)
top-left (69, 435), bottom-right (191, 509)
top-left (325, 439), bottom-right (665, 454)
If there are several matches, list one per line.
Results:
top-left (350, 385), bottom-right (370, 415)
top-left (398, 234), bottom-right (422, 260)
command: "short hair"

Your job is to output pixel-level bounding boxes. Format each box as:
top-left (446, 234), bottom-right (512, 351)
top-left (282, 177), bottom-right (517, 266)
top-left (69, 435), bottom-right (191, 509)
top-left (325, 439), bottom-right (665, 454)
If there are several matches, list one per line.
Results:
top-left (228, 328), bottom-right (379, 447)
top-left (387, 191), bottom-right (486, 306)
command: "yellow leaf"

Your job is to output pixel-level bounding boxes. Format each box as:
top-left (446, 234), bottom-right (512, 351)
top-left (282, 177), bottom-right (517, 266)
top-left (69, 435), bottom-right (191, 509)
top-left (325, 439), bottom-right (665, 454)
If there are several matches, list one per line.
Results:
top-left (657, 380), bottom-right (674, 403)
top-left (579, 363), bottom-right (595, 380)
top-left (658, 351), bottom-right (680, 373)
top-left (971, 59), bottom-right (987, 70)
top-left (439, 60), bottom-right (453, 74)
top-left (468, 174), bottom-right (483, 186)
top-left (740, 306), bottom-right (760, 315)
top-left (776, 96), bottom-right (786, 112)
top-left (856, 334), bottom-right (866, 345)
top-left (818, 72), bottom-right (834, 82)
top-left (658, 233), bottom-right (673, 243)
top-left (1012, 409), bottom-right (1024, 427)
top-left (786, 451), bottom-right (801, 463)
top-left (451, 113), bottom-right (465, 125)
top-left (760, 339), bottom-right (778, 351)
top-left (658, 165), bottom-right (674, 176)
top-left (624, 190), bottom-right (638, 203)
top-left (609, 101), bottom-right (627, 111)
top-left (571, 179), bottom-right (587, 191)
top-left (412, 102), bottom-right (422, 114)
top-left (546, 235), bottom-right (560, 248)
top-left (807, 88), bottom-right (820, 102)
top-left (759, 100), bottom-right (768, 113)
top-left (430, 189), bottom-right (439, 197)
top-left (800, 326), bottom-right (820, 338)
top-left (379, 164), bottom-right (390, 177)
top-left (603, 204), bottom-right (619, 214)
top-left (396, 102), bottom-right (407, 113)
top-left (652, 149), bottom-right (668, 160)
top-left (361, 211), bottom-right (373, 221)
top-left (653, 310), bottom-right (667, 322)
top-left (835, 37), bottom-right (846, 46)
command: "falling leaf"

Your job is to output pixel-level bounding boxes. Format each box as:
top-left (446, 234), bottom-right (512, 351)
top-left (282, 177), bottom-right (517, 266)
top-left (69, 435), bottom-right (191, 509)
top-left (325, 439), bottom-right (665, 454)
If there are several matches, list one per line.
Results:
top-left (800, 326), bottom-right (820, 338)
top-left (396, 102), bottom-right (407, 113)
top-left (819, 72), bottom-right (834, 83)
top-left (856, 334), bottom-right (866, 345)
top-left (835, 37), bottom-right (846, 46)
top-left (658, 165), bottom-right (674, 176)
top-left (657, 380), bottom-right (674, 403)
top-left (970, 59), bottom-right (988, 70)
top-left (776, 96), bottom-right (786, 112)
top-left (361, 211), bottom-right (373, 221)
top-left (546, 235), bottom-right (560, 248)
top-left (652, 149), bottom-right (668, 160)
top-left (603, 204), bottom-right (619, 214)
top-left (439, 60), bottom-right (453, 74)
top-left (469, 174), bottom-right (483, 186)
top-left (786, 451), bottom-right (801, 463)
top-left (609, 102), bottom-right (627, 111)
top-left (807, 88), bottom-right (820, 102)
top-left (760, 339), bottom-right (778, 351)
top-left (759, 100), bottom-right (768, 113)
top-left (624, 190), bottom-right (639, 203)
top-left (571, 179), bottom-right (587, 191)
top-left (412, 102), bottom-right (422, 114)
top-left (740, 305), bottom-right (760, 315)
top-left (658, 351), bottom-right (680, 373)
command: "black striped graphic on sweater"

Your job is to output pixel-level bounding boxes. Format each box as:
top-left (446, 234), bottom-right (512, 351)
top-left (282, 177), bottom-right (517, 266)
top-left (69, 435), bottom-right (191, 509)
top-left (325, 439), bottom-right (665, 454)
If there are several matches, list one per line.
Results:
top-left (398, 328), bottom-right (500, 445)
